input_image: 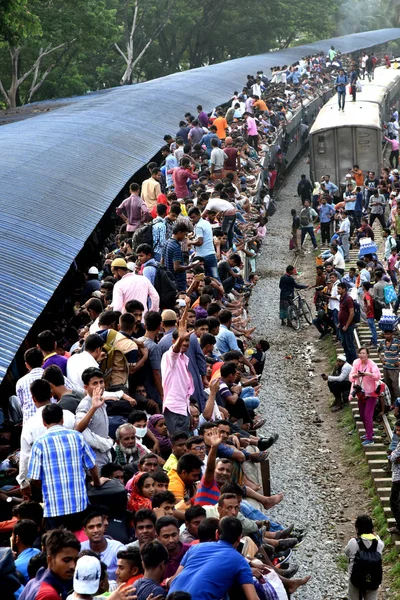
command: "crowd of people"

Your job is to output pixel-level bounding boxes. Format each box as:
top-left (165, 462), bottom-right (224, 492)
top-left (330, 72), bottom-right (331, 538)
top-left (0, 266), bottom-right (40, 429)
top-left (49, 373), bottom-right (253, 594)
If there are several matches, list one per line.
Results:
top-left (281, 143), bottom-right (400, 596)
top-left (0, 47), bottom-right (393, 600)
top-left (0, 48), bottom-right (353, 600)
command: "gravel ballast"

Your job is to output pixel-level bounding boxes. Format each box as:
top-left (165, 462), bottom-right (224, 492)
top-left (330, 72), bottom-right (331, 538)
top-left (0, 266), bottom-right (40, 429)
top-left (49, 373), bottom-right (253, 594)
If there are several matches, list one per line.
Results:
top-left (248, 158), bottom-right (349, 599)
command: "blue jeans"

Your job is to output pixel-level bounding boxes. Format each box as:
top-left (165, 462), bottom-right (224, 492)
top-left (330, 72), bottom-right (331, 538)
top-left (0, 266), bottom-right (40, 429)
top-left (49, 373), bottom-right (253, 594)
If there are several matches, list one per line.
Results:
top-left (338, 90), bottom-right (346, 109)
top-left (367, 317), bottom-right (378, 346)
top-left (390, 430), bottom-right (399, 452)
top-left (301, 226), bottom-right (317, 249)
top-left (241, 387), bottom-right (260, 410)
top-left (339, 323), bottom-right (358, 363)
top-left (240, 499), bottom-right (284, 531)
top-left (202, 254), bottom-right (220, 279)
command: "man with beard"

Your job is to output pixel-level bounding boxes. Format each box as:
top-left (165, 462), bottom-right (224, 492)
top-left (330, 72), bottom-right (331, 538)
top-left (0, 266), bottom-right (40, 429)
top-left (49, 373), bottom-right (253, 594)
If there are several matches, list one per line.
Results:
top-left (20, 528), bottom-right (80, 600)
top-left (113, 423), bottom-right (148, 466)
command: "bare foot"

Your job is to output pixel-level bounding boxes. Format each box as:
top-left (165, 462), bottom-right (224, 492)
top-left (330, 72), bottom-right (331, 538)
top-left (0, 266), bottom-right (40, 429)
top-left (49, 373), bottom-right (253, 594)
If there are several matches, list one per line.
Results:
top-left (262, 493), bottom-right (284, 510)
top-left (285, 575), bottom-right (311, 594)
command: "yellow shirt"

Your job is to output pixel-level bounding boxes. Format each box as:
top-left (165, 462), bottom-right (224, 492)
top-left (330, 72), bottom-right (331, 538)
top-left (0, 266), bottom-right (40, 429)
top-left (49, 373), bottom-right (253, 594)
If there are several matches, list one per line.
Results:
top-left (163, 453), bottom-right (178, 474)
top-left (168, 468), bottom-right (186, 501)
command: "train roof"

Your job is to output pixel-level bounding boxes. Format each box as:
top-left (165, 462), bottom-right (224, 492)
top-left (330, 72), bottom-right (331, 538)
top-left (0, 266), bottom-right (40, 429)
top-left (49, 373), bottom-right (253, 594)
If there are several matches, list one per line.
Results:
top-left (310, 67), bottom-right (400, 135)
top-left (1, 28), bottom-right (400, 382)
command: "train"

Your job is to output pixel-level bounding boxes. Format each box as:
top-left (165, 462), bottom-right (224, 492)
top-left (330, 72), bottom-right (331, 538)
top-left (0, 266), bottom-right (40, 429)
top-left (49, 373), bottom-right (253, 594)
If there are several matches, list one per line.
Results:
top-left (309, 67), bottom-right (400, 185)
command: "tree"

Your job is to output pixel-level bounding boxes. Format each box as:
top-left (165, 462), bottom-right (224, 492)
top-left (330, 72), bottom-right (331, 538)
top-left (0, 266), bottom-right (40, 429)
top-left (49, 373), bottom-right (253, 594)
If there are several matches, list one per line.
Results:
top-left (114, 0), bottom-right (175, 85)
top-left (0, 0), bottom-right (118, 108)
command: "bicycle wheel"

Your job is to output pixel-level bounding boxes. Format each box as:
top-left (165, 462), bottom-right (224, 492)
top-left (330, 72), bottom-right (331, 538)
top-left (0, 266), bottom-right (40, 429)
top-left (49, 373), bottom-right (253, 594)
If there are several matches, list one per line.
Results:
top-left (287, 305), bottom-right (300, 330)
top-left (300, 299), bottom-right (313, 325)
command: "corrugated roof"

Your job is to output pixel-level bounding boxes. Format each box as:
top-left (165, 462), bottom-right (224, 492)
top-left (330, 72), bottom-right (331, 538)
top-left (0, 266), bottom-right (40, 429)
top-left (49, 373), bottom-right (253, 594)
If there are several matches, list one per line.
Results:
top-left (1, 28), bottom-right (400, 382)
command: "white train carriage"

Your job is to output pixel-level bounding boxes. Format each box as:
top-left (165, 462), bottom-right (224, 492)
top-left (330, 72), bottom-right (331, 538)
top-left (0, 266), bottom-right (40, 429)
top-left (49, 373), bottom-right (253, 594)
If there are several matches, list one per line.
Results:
top-left (309, 68), bottom-right (400, 185)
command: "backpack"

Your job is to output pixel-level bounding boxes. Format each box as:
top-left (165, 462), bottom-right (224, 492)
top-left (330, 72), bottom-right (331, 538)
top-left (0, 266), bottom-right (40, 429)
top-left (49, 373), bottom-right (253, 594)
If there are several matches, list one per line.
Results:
top-left (131, 223), bottom-right (153, 251)
top-left (98, 329), bottom-right (117, 388)
top-left (300, 208), bottom-right (311, 226)
top-left (353, 299), bottom-right (361, 324)
top-left (350, 538), bottom-right (382, 591)
top-left (267, 198), bottom-right (277, 217)
top-left (154, 265), bottom-right (178, 309)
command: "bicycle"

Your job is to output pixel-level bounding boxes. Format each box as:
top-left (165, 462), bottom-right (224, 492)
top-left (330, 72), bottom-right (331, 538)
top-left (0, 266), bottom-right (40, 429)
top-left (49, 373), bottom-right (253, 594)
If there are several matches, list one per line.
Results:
top-left (286, 292), bottom-right (313, 330)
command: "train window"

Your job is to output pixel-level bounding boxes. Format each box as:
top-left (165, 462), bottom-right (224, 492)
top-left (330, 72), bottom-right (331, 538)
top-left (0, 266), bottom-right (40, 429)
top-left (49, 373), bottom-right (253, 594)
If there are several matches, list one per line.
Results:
top-left (317, 135), bottom-right (325, 154)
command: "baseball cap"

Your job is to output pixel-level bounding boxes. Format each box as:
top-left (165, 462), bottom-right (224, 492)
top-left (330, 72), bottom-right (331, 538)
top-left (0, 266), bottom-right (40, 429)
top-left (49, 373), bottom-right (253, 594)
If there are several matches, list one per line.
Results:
top-left (88, 266), bottom-right (99, 275)
top-left (161, 309), bottom-right (177, 322)
top-left (74, 556), bottom-right (101, 595)
top-left (337, 354), bottom-right (347, 362)
top-left (111, 258), bottom-right (128, 269)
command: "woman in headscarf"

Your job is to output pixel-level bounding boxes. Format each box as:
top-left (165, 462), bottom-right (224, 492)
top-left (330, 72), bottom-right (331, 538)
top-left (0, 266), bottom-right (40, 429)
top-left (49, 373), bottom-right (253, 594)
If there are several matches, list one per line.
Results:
top-left (148, 414), bottom-right (172, 460)
top-left (125, 472), bottom-right (154, 512)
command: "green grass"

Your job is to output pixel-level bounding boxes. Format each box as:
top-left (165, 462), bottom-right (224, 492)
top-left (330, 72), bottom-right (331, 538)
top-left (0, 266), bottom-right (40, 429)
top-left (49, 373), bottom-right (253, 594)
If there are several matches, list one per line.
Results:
top-left (323, 355), bottom-right (400, 592)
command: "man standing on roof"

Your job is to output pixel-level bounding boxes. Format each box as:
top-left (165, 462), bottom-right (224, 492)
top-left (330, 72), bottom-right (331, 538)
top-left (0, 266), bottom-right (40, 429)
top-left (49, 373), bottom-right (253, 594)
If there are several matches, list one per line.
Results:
top-left (111, 258), bottom-right (159, 314)
top-left (142, 168), bottom-right (162, 211)
top-left (116, 183), bottom-right (149, 232)
top-left (335, 69), bottom-right (348, 112)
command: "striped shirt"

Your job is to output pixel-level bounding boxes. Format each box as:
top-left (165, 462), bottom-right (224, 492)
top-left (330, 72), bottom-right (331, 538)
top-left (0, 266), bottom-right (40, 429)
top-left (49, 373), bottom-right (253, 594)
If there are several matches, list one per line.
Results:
top-left (378, 338), bottom-right (400, 370)
top-left (16, 368), bottom-right (44, 423)
top-left (28, 425), bottom-right (96, 517)
top-left (194, 475), bottom-right (220, 506)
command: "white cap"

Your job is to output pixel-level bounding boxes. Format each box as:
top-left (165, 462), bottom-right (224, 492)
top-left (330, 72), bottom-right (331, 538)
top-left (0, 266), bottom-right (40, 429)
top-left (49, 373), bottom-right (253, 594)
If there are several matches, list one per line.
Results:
top-left (345, 173), bottom-right (352, 178)
top-left (73, 556), bottom-right (101, 595)
top-left (88, 266), bottom-right (99, 275)
top-left (394, 169), bottom-right (399, 174)
top-left (127, 261), bottom-right (136, 272)
top-left (337, 354), bottom-right (347, 362)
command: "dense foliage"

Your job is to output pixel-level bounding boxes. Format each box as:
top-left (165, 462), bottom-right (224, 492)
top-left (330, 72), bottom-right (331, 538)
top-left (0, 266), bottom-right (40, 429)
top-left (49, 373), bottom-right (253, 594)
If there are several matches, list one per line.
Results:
top-left (0, 0), bottom-right (395, 108)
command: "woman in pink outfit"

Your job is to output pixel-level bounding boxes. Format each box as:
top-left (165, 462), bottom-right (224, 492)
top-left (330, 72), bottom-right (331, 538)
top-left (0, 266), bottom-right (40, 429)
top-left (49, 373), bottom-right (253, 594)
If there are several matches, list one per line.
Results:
top-left (349, 347), bottom-right (381, 446)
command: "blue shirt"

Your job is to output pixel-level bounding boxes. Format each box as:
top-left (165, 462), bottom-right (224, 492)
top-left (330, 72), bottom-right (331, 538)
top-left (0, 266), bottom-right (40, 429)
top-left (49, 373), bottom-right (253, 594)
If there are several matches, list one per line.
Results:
top-left (355, 192), bottom-right (363, 212)
top-left (215, 324), bottom-right (240, 354)
top-left (170, 540), bottom-right (253, 600)
top-left (28, 425), bottom-right (96, 517)
top-left (15, 547), bottom-right (41, 583)
top-left (162, 238), bottom-right (186, 291)
top-left (319, 203), bottom-right (335, 223)
top-left (142, 258), bottom-right (158, 286)
top-left (336, 74), bottom-right (348, 92)
top-left (152, 217), bottom-right (166, 255)
top-left (325, 181), bottom-right (338, 194)
top-left (165, 154), bottom-right (178, 188)
top-left (200, 132), bottom-right (220, 157)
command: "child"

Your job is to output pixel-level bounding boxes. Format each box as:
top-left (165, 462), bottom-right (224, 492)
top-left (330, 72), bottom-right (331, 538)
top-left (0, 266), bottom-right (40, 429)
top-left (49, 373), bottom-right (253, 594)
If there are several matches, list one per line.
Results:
top-left (249, 339), bottom-right (270, 375)
top-left (362, 282), bottom-right (377, 348)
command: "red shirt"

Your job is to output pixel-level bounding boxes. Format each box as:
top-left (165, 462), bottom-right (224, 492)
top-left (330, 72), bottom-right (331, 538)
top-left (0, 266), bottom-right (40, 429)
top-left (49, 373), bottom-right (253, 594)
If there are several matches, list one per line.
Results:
top-left (364, 292), bottom-right (374, 319)
top-left (223, 147), bottom-right (239, 171)
top-left (339, 293), bottom-right (354, 327)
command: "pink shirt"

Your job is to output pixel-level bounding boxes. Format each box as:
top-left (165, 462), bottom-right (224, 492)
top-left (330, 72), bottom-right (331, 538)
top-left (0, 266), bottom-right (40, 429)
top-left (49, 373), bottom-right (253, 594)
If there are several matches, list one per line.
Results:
top-left (116, 194), bottom-right (149, 232)
top-left (246, 116), bottom-right (258, 136)
top-left (349, 358), bottom-right (381, 396)
top-left (388, 253), bottom-right (398, 271)
top-left (172, 167), bottom-right (198, 199)
top-left (161, 347), bottom-right (194, 416)
top-left (112, 272), bottom-right (159, 314)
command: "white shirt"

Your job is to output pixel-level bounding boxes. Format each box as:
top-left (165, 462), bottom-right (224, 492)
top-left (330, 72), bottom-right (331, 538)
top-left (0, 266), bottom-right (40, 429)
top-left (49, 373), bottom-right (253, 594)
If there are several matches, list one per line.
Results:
top-left (339, 217), bottom-right (351, 235)
top-left (66, 351), bottom-right (99, 393)
top-left (333, 252), bottom-right (345, 270)
top-left (329, 281), bottom-right (340, 311)
top-left (89, 317), bottom-right (100, 334)
top-left (17, 405), bottom-right (75, 484)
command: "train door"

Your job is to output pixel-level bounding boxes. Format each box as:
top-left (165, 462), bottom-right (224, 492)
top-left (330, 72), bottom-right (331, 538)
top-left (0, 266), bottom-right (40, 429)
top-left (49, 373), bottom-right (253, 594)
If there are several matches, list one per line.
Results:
top-left (311, 129), bottom-right (336, 184)
top-left (355, 127), bottom-right (381, 175)
top-left (337, 127), bottom-right (354, 183)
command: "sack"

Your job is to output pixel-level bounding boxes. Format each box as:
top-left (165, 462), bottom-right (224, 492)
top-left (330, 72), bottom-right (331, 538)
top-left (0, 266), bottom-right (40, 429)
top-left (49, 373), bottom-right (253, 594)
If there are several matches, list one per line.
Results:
top-left (267, 198), bottom-right (277, 216)
top-left (131, 223), bottom-right (153, 251)
top-left (289, 238), bottom-right (295, 250)
top-left (300, 208), bottom-right (311, 227)
top-left (99, 329), bottom-right (117, 388)
top-left (350, 538), bottom-right (382, 591)
top-left (154, 265), bottom-right (178, 309)
top-left (353, 300), bottom-right (361, 324)
top-left (384, 284), bottom-right (397, 304)
top-left (374, 299), bottom-right (383, 321)
top-left (356, 81), bottom-right (362, 92)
